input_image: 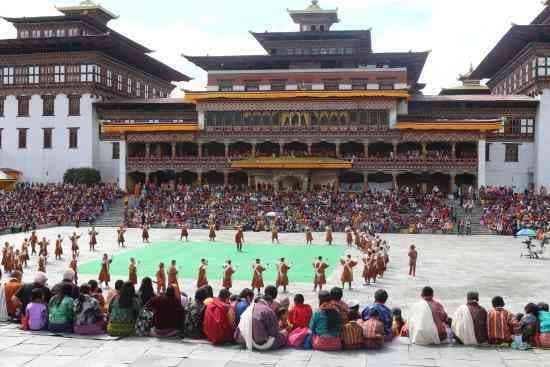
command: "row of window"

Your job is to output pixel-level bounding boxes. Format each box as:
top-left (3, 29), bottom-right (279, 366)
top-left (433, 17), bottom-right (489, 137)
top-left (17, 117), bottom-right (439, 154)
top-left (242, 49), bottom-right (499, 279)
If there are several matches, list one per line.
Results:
top-left (205, 110), bottom-right (390, 128)
top-left (1, 65), bottom-right (166, 98)
top-left (493, 56), bottom-right (550, 95)
top-left (502, 118), bottom-right (535, 135)
top-left (0, 95), bottom-right (81, 117)
top-left (485, 143), bottom-right (519, 162)
top-left (275, 47), bottom-right (355, 56)
top-left (0, 128), bottom-right (79, 150)
top-left (218, 79), bottom-right (396, 92)
top-left (19, 27), bottom-right (83, 39)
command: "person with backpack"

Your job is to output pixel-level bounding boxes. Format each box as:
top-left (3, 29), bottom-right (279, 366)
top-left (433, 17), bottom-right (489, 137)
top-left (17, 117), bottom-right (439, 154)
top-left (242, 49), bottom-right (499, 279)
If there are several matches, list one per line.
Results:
top-left (203, 289), bottom-right (235, 344)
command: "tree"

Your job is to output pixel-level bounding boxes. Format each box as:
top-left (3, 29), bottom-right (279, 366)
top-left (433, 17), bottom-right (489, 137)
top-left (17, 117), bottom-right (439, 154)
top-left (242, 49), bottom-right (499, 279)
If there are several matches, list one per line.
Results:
top-left (63, 168), bottom-right (101, 185)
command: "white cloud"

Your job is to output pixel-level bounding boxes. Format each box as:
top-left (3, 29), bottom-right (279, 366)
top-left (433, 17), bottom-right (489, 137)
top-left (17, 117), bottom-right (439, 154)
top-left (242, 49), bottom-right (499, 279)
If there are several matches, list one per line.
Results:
top-left (0, 0), bottom-right (546, 96)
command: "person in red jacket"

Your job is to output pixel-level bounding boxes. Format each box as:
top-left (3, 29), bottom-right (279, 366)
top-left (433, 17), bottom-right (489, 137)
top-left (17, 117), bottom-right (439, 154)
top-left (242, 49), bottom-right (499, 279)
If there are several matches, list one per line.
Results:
top-left (203, 289), bottom-right (235, 344)
top-left (288, 293), bottom-right (312, 331)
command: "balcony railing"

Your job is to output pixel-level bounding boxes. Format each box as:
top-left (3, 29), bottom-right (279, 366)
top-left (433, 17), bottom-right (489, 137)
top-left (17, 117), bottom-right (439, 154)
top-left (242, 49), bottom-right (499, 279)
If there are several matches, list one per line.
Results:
top-left (127, 157), bottom-right (229, 170)
top-left (352, 157), bottom-right (478, 170)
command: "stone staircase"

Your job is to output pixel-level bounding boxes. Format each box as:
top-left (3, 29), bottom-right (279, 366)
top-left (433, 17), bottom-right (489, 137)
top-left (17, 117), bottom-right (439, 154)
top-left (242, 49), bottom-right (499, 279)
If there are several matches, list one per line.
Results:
top-left (455, 202), bottom-right (494, 235)
top-left (93, 200), bottom-right (126, 227)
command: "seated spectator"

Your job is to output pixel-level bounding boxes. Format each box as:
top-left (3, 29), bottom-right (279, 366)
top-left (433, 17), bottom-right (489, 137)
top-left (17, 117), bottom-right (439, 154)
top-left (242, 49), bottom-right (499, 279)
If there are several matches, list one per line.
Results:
top-left (341, 317), bottom-right (364, 350)
top-left (183, 286), bottom-right (209, 339)
top-left (234, 288), bottom-right (254, 325)
top-left (106, 280), bottom-right (125, 306)
top-left (264, 285), bottom-right (280, 312)
top-left (235, 294), bottom-right (287, 350)
top-left (14, 272), bottom-right (51, 316)
top-left (361, 308), bottom-right (385, 350)
top-left (452, 291), bottom-right (488, 345)
top-left (392, 308), bottom-right (406, 337)
top-left (309, 291), bottom-right (342, 351)
top-left (288, 294), bottom-right (312, 330)
top-left (487, 296), bottom-right (517, 345)
top-left (4, 270), bottom-right (23, 320)
top-left (362, 289), bottom-right (393, 341)
top-left (520, 303), bottom-right (539, 346)
top-left (537, 303), bottom-right (550, 348)
top-left (73, 284), bottom-right (106, 335)
top-left (107, 282), bottom-right (140, 336)
top-left (330, 287), bottom-right (349, 326)
top-left (88, 279), bottom-right (106, 313)
top-left (51, 269), bottom-right (79, 299)
top-left (137, 277), bottom-right (155, 307)
top-left (148, 286), bottom-right (184, 338)
top-left (26, 288), bottom-right (48, 331)
top-left (48, 283), bottom-right (74, 333)
top-left (203, 289), bottom-right (235, 344)
top-left (408, 287), bottom-right (448, 345)
top-left (347, 300), bottom-right (361, 322)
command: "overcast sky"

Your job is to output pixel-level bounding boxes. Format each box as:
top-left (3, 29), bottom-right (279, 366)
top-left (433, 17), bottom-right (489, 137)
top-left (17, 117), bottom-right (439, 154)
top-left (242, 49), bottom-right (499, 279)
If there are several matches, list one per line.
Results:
top-left (0, 0), bottom-right (545, 95)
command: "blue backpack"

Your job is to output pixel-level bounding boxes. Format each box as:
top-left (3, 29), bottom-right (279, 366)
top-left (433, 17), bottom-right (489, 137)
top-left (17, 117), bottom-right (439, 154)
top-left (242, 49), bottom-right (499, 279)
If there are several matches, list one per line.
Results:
top-left (539, 311), bottom-right (550, 334)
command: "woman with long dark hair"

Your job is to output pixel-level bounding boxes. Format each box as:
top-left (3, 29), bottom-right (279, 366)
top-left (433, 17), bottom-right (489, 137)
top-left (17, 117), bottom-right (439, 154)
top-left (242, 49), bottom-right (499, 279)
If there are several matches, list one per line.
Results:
top-left (148, 286), bottom-right (184, 337)
top-left (107, 281), bottom-right (140, 336)
top-left (137, 277), bottom-right (155, 307)
top-left (73, 284), bottom-right (106, 335)
top-left (48, 283), bottom-right (74, 333)
top-left (309, 290), bottom-right (342, 351)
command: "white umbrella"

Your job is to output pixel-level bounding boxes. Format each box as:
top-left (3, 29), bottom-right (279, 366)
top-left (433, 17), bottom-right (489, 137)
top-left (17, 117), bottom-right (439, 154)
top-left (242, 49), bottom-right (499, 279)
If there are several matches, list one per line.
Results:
top-left (265, 212), bottom-right (278, 217)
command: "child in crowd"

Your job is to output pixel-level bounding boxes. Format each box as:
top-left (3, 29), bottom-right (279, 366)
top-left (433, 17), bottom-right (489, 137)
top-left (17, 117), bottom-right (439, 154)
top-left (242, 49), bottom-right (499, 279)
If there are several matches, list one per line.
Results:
top-left (347, 300), bottom-right (361, 321)
top-left (391, 308), bottom-right (406, 337)
top-left (25, 289), bottom-right (48, 331)
top-left (277, 308), bottom-right (291, 332)
top-left (519, 303), bottom-right (539, 347)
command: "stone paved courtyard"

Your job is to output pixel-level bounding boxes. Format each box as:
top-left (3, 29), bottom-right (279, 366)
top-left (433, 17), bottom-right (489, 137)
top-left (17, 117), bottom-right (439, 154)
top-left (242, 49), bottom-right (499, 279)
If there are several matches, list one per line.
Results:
top-left (1, 227), bottom-right (549, 366)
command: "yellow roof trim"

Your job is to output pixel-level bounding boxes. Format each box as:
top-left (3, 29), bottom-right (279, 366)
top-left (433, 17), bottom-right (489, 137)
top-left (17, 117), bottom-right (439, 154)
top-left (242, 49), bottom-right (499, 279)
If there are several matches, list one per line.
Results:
top-left (395, 121), bottom-right (502, 131)
top-left (184, 90), bottom-right (409, 102)
top-left (103, 123), bottom-right (200, 133)
top-left (231, 157), bottom-right (352, 170)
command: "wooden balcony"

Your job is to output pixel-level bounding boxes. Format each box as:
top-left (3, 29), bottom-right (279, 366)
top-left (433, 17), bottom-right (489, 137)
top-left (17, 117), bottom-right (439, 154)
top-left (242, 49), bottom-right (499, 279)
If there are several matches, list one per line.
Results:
top-left (127, 157), bottom-right (229, 171)
top-left (351, 157), bottom-right (478, 170)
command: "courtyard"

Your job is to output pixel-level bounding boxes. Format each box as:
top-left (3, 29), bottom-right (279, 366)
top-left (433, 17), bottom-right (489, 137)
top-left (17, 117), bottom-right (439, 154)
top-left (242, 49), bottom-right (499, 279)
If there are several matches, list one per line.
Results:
top-left (0, 227), bottom-right (549, 366)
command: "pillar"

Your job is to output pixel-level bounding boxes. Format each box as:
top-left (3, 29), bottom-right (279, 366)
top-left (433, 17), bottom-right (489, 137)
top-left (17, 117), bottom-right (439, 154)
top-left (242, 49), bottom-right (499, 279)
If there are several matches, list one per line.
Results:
top-left (335, 142), bottom-right (341, 158)
top-left (452, 143), bottom-right (456, 159)
top-left (197, 171), bottom-right (203, 185)
top-left (279, 142), bottom-right (284, 156)
top-left (198, 142), bottom-right (203, 158)
top-left (307, 143), bottom-right (312, 155)
top-left (449, 172), bottom-right (456, 193)
top-left (392, 172), bottom-right (398, 191)
top-left (363, 172), bottom-right (369, 192)
top-left (363, 142), bottom-right (369, 158)
top-left (248, 174), bottom-right (254, 188)
top-left (118, 141), bottom-right (127, 191)
top-left (171, 142), bottom-right (176, 159)
top-left (145, 143), bottom-right (151, 159)
top-left (421, 143), bottom-right (427, 159)
top-left (224, 143), bottom-right (229, 159)
top-left (145, 171), bottom-right (150, 184)
top-left (223, 171), bottom-right (229, 186)
top-left (392, 143), bottom-right (398, 159)
top-left (477, 139), bottom-right (486, 189)
top-left (252, 143), bottom-right (256, 158)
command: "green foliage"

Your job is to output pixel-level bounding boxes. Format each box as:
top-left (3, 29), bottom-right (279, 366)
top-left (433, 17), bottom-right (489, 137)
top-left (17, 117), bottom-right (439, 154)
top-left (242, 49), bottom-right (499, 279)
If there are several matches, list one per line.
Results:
top-left (63, 168), bottom-right (101, 185)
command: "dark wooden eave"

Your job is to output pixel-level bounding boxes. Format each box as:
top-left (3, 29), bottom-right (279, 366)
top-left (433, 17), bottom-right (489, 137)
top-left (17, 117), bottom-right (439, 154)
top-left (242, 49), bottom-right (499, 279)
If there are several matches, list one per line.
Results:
top-left (0, 35), bottom-right (190, 82)
top-left (184, 51), bottom-right (429, 85)
top-left (532, 5), bottom-right (550, 25)
top-left (95, 98), bottom-right (196, 110)
top-left (471, 24), bottom-right (550, 79)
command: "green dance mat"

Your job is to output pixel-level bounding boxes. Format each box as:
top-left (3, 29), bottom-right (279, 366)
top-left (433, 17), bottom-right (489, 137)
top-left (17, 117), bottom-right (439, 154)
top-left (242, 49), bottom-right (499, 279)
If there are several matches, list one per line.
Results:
top-left (78, 241), bottom-right (343, 283)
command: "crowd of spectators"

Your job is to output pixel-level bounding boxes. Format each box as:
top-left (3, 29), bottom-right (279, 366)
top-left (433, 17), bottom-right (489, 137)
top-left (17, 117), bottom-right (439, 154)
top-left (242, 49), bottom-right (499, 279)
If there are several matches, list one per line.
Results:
top-left (128, 184), bottom-right (457, 234)
top-left (0, 184), bottom-right (123, 233)
top-left (480, 186), bottom-right (550, 236)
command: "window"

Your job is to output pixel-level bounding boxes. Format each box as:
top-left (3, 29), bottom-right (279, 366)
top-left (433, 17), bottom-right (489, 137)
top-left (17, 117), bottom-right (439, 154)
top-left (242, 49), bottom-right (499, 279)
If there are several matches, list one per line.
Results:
top-left (245, 80), bottom-right (259, 92)
top-left (298, 81), bottom-right (312, 90)
top-left (152, 88), bottom-right (157, 98)
top-left (18, 128), bottom-right (28, 149)
top-left (144, 84), bottom-right (149, 99)
top-left (56, 29), bottom-right (66, 37)
top-left (28, 66), bottom-right (39, 84)
top-left (43, 128), bottom-right (53, 149)
top-left (31, 30), bottom-right (41, 38)
top-left (0, 97), bottom-right (4, 117)
top-left (106, 70), bottom-right (113, 87)
top-left (270, 79), bottom-right (286, 91)
top-left (379, 82), bottom-right (395, 90)
top-left (351, 79), bottom-right (367, 90)
top-left (136, 81), bottom-right (141, 97)
top-left (117, 74), bottom-right (123, 91)
top-left (54, 65), bottom-right (65, 83)
top-left (323, 79), bottom-right (339, 91)
top-left (485, 143), bottom-right (491, 162)
top-left (68, 128), bottom-right (79, 149)
top-left (68, 28), bottom-right (79, 37)
top-left (17, 96), bottom-right (30, 117)
top-left (537, 57), bottom-right (550, 77)
top-left (504, 118), bottom-right (522, 134)
top-left (505, 144), bottom-right (519, 162)
top-left (219, 80), bottom-right (233, 92)
top-left (95, 66), bottom-right (101, 83)
top-left (127, 78), bottom-right (133, 94)
top-left (0, 129), bottom-right (2, 149)
top-left (521, 118), bottom-right (535, 134)
top-left (20, 30), bottom-right (29, 39)
top-left (42, 95), bottom-right (55, 116)
top-left (345, 48), bottom-right (354, 55)
top-left (43, 30), bottom-right (54, 38)
top-left (80, 64), bottom-right (96, 82)
top-left (68, 95), bottom-right (81, 116)
top-left (66, 64), bottom-right (79, 83)
top-left (112, 142), bottom-right (120, 159)
top-left (2, 67), bottom-right (14, 85)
